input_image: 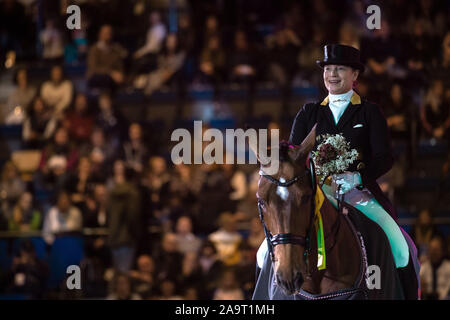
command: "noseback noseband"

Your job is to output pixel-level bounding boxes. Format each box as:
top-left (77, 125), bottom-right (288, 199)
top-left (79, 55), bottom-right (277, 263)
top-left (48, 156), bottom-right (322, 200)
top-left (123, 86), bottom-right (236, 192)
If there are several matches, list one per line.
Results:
top-left (257, 158), bottom-right (317, 270)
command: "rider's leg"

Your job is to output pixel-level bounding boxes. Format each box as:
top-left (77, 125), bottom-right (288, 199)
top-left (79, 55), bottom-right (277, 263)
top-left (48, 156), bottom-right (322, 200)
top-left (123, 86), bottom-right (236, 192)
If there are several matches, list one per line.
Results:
top-left (321, 184), bottom-right (409, 268)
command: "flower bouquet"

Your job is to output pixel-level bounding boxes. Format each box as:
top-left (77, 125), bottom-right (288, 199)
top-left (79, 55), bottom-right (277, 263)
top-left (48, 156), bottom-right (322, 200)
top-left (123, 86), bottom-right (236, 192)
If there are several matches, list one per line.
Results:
top-left (311, 134), bottom-right (359, 184)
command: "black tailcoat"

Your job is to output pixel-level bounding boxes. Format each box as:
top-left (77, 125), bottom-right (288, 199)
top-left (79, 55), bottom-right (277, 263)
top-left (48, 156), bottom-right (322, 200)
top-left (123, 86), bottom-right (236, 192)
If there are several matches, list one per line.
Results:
top-left (289, 92), bottom-right (397, 220)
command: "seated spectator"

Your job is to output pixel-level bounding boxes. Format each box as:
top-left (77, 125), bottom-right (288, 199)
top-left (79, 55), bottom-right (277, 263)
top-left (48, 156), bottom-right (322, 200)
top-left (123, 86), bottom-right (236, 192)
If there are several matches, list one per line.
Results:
top-left (39, 18), bottom-right (64, 63)
top-left (202, 15), bottom-right (221, 48)
top-left (195, 163), bottom-right (234, 234)
top-left (4, 239), bottom-right (49, 299)
top-left (246, 216), bottom-right (265, 250)
top-left (87, 24), bottom-right (127, 92)
top-left (228, 30), bottom-right (257, 116)
top-left (65, 156), bottom-right (95, 206)
top-left (420, 235), bottom-right (450, 300)
top-left (221, 162), bottom-right (247, 202)
top-left (266, 27), bottom-right (300, 112)
top-left (120, 123), bottom-right (148, 177)
top-left (107, 272), bottom-right (141, 300)
top-left (63, 93), bottom-right (94, 143)
top-left (213, 268), bottom-right (244, 300)
top-left (183, 287), bottom-right (198, 300)
top-left (8, 192), bottom-right (41, 232)
top-left (129, 254), bottom-right (155, 299)
top-left (198, 241), bottom-right (224, 298)
top-left (338, 21), bottom-right (361, 50)
top-left (420, 79), bottom-right (450, 140)
top-left (411, 209), bottom-right (438, 260)
top-left (4, 67), bottom-right (36, 124)
top-left (95, 92), bottom-right (127, 150)
top-left (40, 65), bottom-right (74, 119)
top-left (180, 252), bottom-right (203, 291)
top-left (132, 11), bottom-right (167, 74)
top-left (153, 232), bottom-right (183, 283)
top-left (208, 212), bottom-right (242, 266)
top-left (22, 96), bottom-right (58, 149)
top-left (199, 35), bottom-right (226, 101)
top-left (174, 216), bottom-right (201, 255)
top-left (42, 190), bottom-right (83, 244)
top-left (155, 278), bottom-right (182, 300)
top-left (38, 126), bottom-right (79, 189)
top-left (107, 162), bottom-right (141, 273)
top-left (140, 33), bottom-right (186, 95)
top-left (141, 156), bottom-right (170, 220)
top-left (384, 82), bottom-right (412, 140)
top-left (82, 183), bottom-right (108, 228)
top-left (0, 161), bottom-right (26, 216)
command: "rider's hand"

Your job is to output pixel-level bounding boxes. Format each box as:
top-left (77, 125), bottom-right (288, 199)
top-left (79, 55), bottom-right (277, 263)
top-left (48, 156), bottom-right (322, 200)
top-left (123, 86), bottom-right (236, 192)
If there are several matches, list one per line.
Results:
top-left (333, 171), bottom-right (362, 194)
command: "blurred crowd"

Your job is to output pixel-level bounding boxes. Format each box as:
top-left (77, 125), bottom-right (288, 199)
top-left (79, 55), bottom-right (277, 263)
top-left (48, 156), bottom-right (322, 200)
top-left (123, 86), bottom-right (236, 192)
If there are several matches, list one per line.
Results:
top-left (0, 0), bottom-right (449, 300)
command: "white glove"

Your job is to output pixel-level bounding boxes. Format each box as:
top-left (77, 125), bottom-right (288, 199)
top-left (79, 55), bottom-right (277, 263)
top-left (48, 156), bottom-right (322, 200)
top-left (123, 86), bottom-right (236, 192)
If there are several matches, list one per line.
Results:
top-left (332, 171), bottom-right (362, 195)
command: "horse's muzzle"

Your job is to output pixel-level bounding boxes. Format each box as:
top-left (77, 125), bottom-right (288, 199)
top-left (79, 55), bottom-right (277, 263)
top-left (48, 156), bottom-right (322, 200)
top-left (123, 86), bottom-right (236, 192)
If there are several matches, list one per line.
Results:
top-left (276, 272), bottom-right (304, 295)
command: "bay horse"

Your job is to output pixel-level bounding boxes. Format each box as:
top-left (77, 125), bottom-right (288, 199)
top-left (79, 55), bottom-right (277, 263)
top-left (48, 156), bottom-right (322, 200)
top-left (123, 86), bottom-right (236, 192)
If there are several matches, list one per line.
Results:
top-left (251, 125), bottom-right (419, 299)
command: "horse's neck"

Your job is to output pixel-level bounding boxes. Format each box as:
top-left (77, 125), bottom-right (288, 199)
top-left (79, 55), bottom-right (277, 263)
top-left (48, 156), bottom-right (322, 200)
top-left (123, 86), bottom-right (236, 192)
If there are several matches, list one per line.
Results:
top-left (303, 197), bottom-right (361, 294)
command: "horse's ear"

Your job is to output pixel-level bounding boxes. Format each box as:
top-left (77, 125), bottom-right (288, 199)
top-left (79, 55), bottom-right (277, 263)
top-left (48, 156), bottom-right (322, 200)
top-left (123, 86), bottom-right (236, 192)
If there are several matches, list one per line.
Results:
top-left (294, 124), bottom-right (316, 161)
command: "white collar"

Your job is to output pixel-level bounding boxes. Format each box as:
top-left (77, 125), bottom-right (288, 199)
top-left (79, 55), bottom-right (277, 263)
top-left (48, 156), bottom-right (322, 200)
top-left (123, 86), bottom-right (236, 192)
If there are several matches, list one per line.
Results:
top-left (329, 89), bottom-right (354, 105)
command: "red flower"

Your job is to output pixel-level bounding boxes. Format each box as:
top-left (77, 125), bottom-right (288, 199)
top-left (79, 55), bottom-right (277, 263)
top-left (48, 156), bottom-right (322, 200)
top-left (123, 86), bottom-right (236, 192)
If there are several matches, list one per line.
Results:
top-left (317, 143), bottom-right (338, 164)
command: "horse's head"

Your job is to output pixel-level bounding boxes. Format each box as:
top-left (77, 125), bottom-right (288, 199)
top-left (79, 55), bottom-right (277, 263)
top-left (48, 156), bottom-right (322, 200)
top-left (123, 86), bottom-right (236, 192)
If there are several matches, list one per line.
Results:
top-left (251, 125), bottom-right (317, 295)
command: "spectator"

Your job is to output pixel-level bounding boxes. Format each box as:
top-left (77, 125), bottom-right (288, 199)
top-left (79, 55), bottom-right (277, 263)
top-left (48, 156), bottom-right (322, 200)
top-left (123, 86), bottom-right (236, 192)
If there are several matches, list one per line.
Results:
top-left (228, 30), bottom-right (257, 117)
top-left (40, 65), bottom-right (74, 119)
top-left (411, 209), bottom-right (438, 260)
top-left (87, 24), bottom-right (127, 92)
top-left (39, 18), bottom-right (64, 62)
top-left (140, 33), bottom-right (186, 96)
top-left (129, 254), bottom-right (155, 299)
top-left (4, 239), bottom-right (49, 299)
top-left (22, 96), bottom-right (58, 149)
top-left (213, 268), bottom-right (244, 300)
top-left (63, 93), bottom-right (94, 143)
top-left (221, 162), bottom-right (247, 202)
top-left (8, 192), bottom-right (42, 232)
top-left (155, 278), bottom-right (182, 300)
top-left (95, 92), bottom-right (127, 150)
top-left (196, 163), bottom-right (234, 234)
top-left (107, 272), bottom-right (141, 300)
top-left (4, 67), bottom-right (36, 124)
top-left (338, 21), bottom-right (361, 50)
top-left (0, 161), bottom-right (25, 216)
top-left (107, 160), bottom-right (141, 272)
top-left (384, 82), bottom-right (412, 141)
top-left (38, 126), bottom-right (79, 189)
top-left (153, 232), bottom-right (183, 283)
top-left (246, 217), bottom-right (265, 250)
top-left (140, 156), bottom-right (170, 223)
top-left (174, 216), bottom-right (202, 255)
top-left (65, 156), bottom-right (95, 206)
top-left (80, 127), bottom-right (115, 180)
top-left (180, 252), bottom-right (203, 291)
top-left (121, 123), bottom-right (149, 176)
top-left (132, 11), bottom-right (167, 74)
top-left (199, 34), bottom-right (226, 101)
top-left (208, 212), bottom-right (242, 266)
top-left (420, 235), bottom-right (450, 300)
top-left (81, 183), bottom-right (108, 229)
top-left (420, 79), bottom-right (450, 140)
top-left (202, 15), bottom-right (221, 49)
top-left (42, 190), bottom-right (83, 245)
top-left (266, 27), bottom-right (301, 113)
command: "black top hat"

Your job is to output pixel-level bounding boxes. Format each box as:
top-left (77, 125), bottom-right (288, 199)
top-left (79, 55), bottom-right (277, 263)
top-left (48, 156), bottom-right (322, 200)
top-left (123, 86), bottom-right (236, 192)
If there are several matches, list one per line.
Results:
top-left (316, 44), bottom-right (365, 72)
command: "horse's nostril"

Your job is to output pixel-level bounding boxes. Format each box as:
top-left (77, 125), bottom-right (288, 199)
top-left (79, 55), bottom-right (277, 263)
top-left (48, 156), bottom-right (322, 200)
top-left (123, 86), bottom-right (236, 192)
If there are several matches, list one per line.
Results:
top-left (294, 272), bottom-right (304, 290)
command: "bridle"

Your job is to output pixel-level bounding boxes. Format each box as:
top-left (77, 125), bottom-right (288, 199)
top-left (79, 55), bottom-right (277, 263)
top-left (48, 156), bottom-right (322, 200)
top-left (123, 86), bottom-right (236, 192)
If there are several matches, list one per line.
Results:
top-left (257, 156), bottom-right (318, 274)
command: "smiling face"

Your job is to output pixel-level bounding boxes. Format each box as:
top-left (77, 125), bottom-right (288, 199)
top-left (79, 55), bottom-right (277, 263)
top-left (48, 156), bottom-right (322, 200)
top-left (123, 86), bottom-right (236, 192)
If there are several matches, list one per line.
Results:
top-left (323, 64), bottom-right (359, 94)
